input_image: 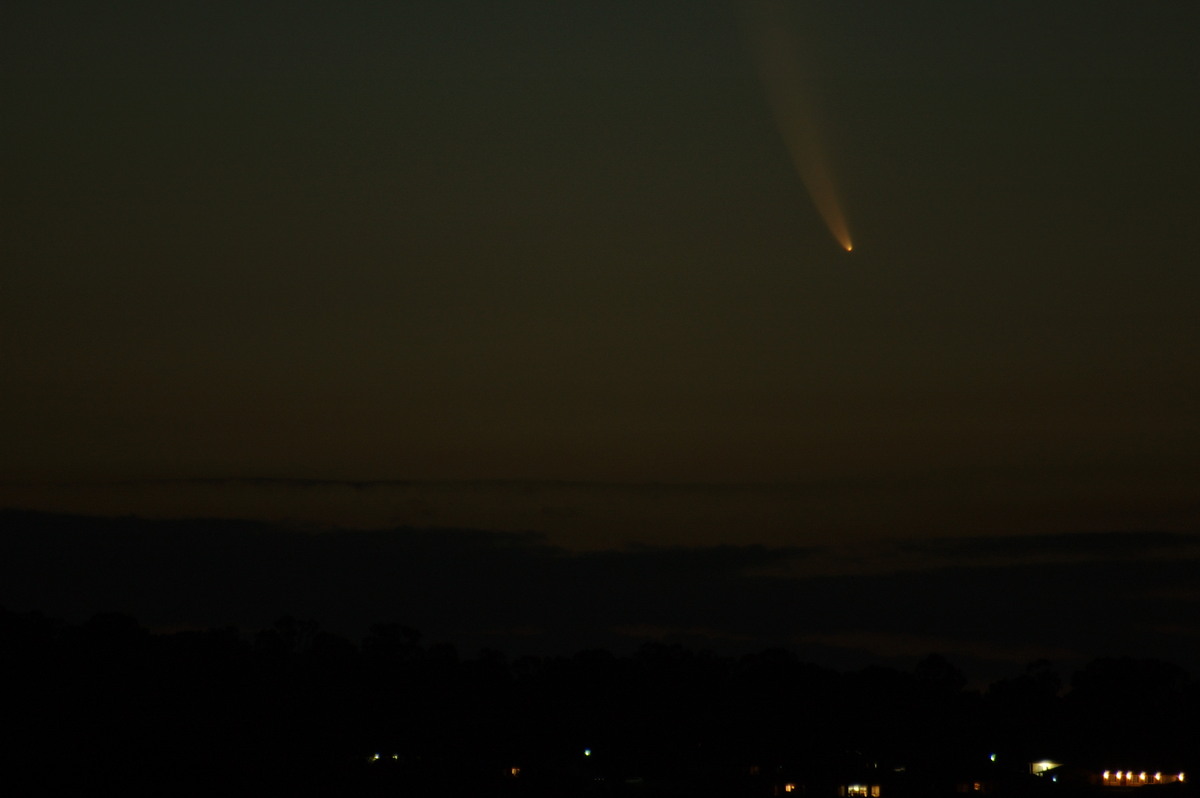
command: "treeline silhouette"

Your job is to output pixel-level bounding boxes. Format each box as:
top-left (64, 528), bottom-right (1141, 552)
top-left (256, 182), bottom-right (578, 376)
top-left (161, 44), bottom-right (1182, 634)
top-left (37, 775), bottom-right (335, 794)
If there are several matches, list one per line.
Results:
top-left (4, 607), bottom-right (1195, 796)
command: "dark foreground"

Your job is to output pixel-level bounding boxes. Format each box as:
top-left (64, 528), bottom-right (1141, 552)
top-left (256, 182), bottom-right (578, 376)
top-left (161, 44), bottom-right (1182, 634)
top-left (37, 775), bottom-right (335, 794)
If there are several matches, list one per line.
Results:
top-left (5, 608), bottom-right (1195, 796)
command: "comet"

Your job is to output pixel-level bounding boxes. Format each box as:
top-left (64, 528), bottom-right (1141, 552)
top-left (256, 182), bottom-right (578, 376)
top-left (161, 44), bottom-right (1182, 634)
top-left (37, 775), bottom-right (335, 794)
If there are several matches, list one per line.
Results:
top-left (741, 0), bottom-right (854, 252)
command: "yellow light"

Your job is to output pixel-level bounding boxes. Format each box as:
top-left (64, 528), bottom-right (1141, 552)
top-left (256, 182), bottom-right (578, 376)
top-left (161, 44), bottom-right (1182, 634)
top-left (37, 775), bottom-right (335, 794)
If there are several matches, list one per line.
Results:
top-left (786, 784), bottom-right (796, 792)
top-left (1140, 773), bottom-right (1147, 782)
top-left (1103, 772), bottom-right (1110, 780)
top-left (1155, 774), bottom-right (1162, 782)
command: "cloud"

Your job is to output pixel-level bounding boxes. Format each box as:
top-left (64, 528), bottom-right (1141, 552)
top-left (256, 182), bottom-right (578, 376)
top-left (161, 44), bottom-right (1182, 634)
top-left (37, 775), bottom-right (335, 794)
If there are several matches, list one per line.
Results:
top-left (1, 510), bottom-right (1197, 681)
top-left (6, 476), bottom-right (1199, 558)
top-left (900, 530), bottom-right (1200, 561)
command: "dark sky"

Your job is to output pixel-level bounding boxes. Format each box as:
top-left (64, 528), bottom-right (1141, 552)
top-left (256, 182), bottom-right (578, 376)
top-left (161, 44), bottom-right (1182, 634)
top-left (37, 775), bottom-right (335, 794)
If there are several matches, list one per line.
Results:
top-left (3, 1), bottom-right (1199, 675)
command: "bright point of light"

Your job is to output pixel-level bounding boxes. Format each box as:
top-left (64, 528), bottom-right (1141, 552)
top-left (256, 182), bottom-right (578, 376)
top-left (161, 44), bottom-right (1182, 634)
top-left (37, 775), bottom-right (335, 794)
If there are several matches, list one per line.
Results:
top-left (584, 748), bottom-right (592, 757)
top-left (989, 754), bottom-right (997, 762)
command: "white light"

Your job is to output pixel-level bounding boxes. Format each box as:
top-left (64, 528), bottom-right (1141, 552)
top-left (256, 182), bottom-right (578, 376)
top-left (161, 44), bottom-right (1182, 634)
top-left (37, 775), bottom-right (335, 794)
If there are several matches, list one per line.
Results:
top-left (584, 748), bottom-right (592, 757)
top-left (989, 754), bottom-right (996, 762)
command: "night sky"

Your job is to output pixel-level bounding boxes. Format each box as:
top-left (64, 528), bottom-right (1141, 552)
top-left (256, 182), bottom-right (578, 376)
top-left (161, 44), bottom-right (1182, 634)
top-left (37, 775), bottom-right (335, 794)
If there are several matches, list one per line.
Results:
top-left (3, 1), bottom-right (1199, 679)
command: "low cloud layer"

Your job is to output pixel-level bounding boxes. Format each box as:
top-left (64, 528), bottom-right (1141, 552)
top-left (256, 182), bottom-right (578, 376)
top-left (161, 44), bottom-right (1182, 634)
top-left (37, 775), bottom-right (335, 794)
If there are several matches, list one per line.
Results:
top-left (900, 530), bottom-right (1200, 560)
top-left (2, 510), bottom-right (1197, 682)
top-left (5, 475), bottom-right (1198, 554)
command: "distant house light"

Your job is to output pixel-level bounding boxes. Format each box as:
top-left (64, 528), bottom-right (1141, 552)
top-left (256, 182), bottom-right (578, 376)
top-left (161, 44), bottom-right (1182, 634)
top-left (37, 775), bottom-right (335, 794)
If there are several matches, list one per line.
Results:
top-left (1103, 770), bottom-right (1185, 787)
top-left (785, 783), bottom-right (797, 792)
top-left (1031, 761), bottom-right (1061, 776)
top-left (989, 754), bottom-right (997, 762)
